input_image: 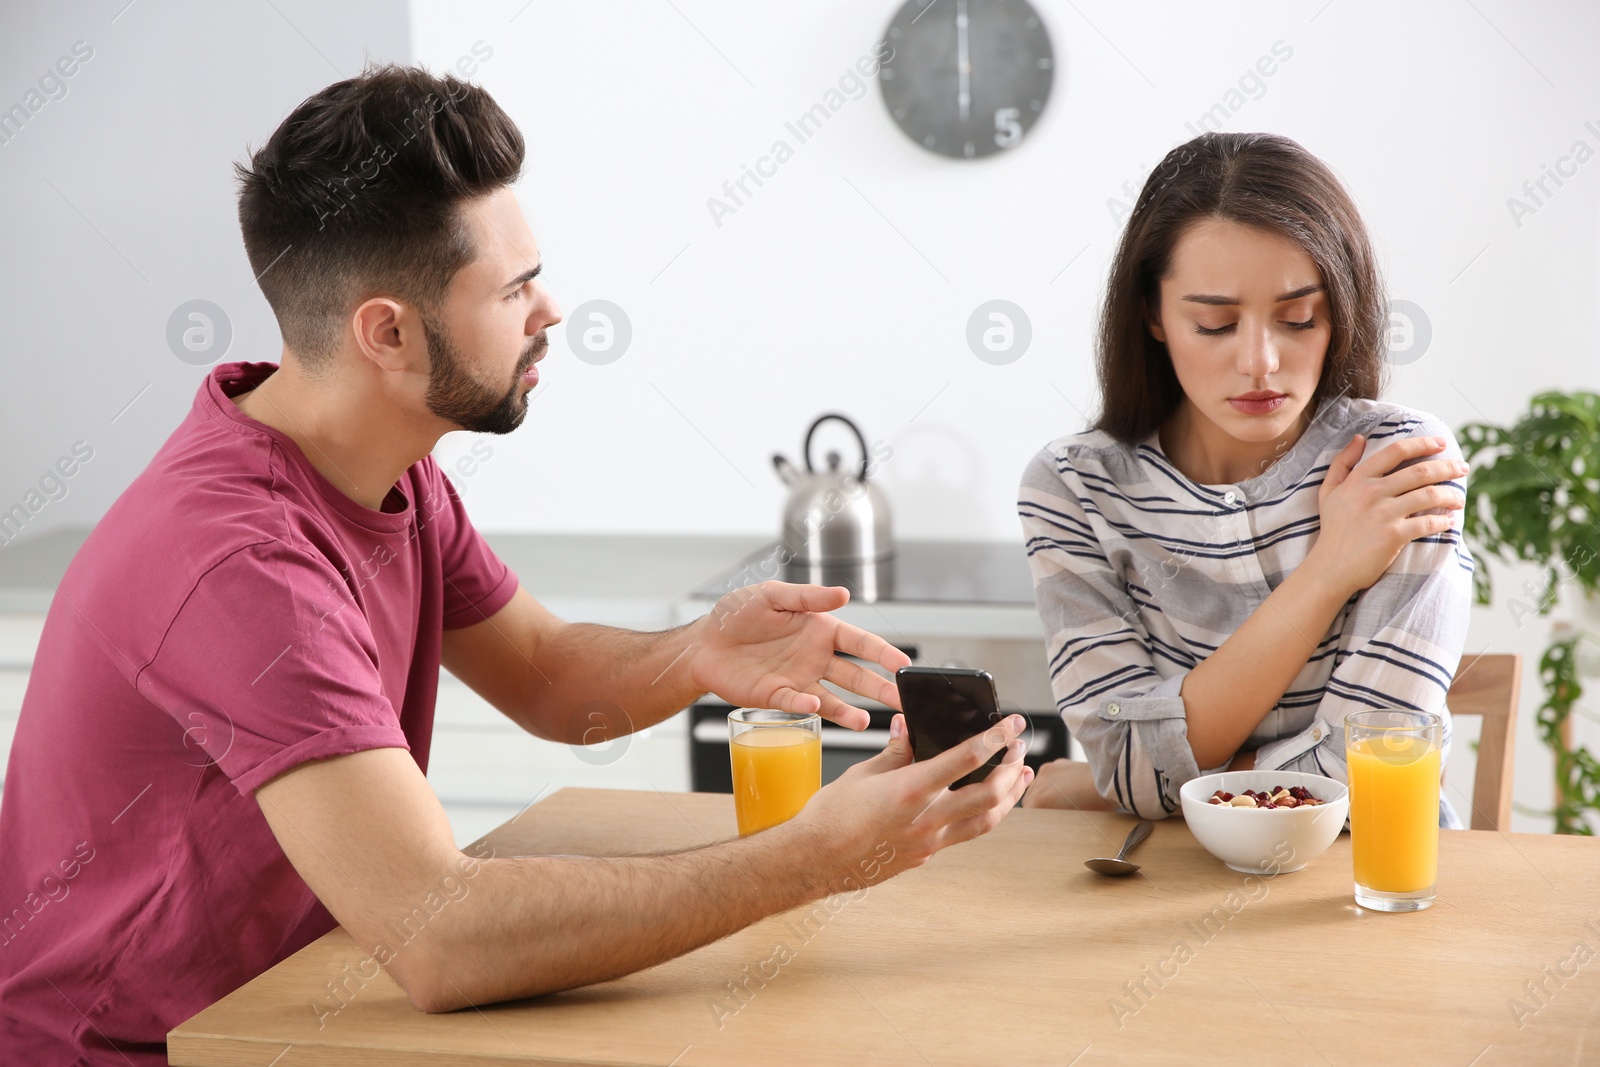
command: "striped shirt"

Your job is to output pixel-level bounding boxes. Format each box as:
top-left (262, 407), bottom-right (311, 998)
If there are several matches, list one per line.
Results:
top-left (1017, 397), bottom-right (1472, 825)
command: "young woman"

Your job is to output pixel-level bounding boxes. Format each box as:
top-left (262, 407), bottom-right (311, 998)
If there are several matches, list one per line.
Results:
top-left (1018, 131), bottom-right (1472, 827)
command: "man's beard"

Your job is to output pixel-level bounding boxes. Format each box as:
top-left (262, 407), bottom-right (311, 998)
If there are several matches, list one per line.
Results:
top-left (420, 314), bottom-right (544, 435)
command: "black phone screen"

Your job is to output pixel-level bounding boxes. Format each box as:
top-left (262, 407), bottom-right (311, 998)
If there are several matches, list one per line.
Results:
top-left (895, 666), bottom-right (1004, 789)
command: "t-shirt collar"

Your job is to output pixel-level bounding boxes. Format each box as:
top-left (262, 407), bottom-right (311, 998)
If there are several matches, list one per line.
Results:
top-left (201, 360), bottom-right (414, 532)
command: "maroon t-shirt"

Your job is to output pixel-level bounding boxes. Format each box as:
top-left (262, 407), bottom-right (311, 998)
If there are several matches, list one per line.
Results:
top-left (0, 362), bottom-right (519, 1065)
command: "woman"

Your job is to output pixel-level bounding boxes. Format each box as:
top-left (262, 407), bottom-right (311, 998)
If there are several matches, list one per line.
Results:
top-left (1018, 132), bottom-right (1472, 826)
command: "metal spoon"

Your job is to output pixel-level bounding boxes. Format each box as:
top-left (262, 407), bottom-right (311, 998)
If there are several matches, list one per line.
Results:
top-left (1084, 820), bottom-right (1154, 877)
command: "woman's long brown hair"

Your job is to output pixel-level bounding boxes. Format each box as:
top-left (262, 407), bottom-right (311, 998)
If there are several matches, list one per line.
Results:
top-left (1093, 132), bottom-right (1388, 443)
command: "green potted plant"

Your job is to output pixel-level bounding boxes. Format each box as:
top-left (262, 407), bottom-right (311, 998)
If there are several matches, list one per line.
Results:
top-left (1459, 390), bottom-right (1600, 834)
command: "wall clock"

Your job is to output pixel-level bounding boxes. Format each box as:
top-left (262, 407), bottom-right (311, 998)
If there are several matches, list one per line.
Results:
top-left (878, 0), bottom-right (1055, 160)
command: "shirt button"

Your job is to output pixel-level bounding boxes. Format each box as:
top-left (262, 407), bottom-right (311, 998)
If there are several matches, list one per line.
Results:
top-left (1311, 726), bottom-right (1323, 742)
top-left (1107, 702), bottom-right (1121, 717)
top-left (1223, 491), bottom-right (1238, 506)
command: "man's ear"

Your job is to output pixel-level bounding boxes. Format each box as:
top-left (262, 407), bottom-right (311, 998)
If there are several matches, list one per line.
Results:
top-left (351, 297), bottom-right (421, 374)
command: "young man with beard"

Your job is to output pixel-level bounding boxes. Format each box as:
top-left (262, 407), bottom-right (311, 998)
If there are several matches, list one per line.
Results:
top-left (0, 65), bottom-right (1033, 1065)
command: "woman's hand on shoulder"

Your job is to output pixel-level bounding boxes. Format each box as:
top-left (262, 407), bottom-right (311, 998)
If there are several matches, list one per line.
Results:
top-left (1306, 433), bottom-right (1467, 596)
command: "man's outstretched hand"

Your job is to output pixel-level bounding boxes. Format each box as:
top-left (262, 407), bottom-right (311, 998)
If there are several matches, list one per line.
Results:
top-left (689, 581), bottom-right (910, 730)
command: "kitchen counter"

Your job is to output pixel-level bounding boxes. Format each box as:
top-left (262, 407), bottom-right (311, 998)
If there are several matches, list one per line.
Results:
top-left (0, 529), bottom-right (82, 615)
top-left (0, 528), bottom-right (770, 627)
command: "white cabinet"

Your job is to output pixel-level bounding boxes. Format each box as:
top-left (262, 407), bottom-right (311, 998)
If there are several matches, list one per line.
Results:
top-left (0, 615), bottom-right (45, 668)
top-left (0, 670), bottom-right (29, 795)
top-left (429, 669), bottom-right (692, 822)
top-left (0, 615), bottom-right (45, 804)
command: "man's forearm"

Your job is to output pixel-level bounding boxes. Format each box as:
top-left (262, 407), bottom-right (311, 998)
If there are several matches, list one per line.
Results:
top-left (1179, 565), bottom-right (1352, 768)
top-left (402, 819), bottom-right (881, 1010)
top-left (519, 619), bottom-right (707, 742)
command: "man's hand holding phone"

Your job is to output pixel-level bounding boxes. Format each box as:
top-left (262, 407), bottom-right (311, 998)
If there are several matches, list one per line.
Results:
top-left (894, 666), bottom-right (1012, 788)
top-left (788, 709), bottom-right (1033, 884)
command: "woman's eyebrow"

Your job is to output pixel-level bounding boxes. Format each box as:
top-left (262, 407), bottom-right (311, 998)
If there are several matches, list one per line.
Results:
top-left (1180, 284), bottom-right (1322, 306)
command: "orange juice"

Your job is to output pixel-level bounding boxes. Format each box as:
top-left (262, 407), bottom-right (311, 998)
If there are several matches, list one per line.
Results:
top-left (730, 727), bottom-right (821, 835)
top-left (1348, 736), bottom-right (1440, 893)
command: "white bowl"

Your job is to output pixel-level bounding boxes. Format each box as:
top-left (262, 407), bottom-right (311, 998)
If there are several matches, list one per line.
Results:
top-left (1179, 771), bottom-right (1349, 874)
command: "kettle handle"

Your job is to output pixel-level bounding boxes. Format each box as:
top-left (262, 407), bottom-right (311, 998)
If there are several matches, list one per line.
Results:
top-left (804, 413), bottom-right (870, 480)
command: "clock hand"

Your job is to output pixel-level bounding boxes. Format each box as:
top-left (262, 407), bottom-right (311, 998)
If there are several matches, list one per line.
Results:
top-left (956, 0), bottom-right (971, 121)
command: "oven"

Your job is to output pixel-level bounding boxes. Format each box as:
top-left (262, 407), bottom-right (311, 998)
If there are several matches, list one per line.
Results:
top-left (680, 541), bottom-right (1073, 792)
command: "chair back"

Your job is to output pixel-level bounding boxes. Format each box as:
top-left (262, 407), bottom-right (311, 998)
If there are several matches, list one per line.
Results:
top-left (1447, 653), bottom-right (1521, 832)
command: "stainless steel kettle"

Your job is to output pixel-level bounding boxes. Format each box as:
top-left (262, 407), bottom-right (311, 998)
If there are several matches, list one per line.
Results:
top-left (772, 414), bottom-right (894, 599)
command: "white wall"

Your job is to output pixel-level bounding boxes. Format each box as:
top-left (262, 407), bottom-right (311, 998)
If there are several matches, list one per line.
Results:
top-left (412, 0), bottom-right (1600, 544)
top-left (0, 0), bottom-right (410, 543)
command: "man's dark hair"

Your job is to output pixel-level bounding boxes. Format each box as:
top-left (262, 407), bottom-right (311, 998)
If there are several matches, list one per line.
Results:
top-left (1093, 131), bottom-right (1388, 443)
top-left (235, 64), bottom-right (524, 365)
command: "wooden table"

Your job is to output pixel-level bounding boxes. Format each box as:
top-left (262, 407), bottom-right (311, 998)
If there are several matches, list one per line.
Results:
top-left (170, 788), bottom-right (1600, 1066)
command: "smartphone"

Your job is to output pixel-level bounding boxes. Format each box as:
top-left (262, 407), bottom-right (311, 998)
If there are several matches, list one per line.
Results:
top-left (895, 666), bottom-right (1006, 789)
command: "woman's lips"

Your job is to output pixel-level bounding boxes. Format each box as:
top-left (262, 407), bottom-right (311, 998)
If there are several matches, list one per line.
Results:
top-left (1228, 394), bottom-right (1286, 415)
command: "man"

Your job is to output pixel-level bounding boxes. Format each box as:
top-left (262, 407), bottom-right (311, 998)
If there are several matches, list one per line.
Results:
top-left (0, 65), bottom-right (1032, 1064)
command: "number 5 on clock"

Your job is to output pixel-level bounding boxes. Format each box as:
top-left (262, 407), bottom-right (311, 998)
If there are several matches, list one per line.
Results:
top-left (994, 107), bottom-right (1022, 149)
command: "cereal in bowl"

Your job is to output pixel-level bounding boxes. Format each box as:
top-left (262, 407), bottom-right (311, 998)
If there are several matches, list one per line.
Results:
top-left (1206, 785), bottom-right (1324, 809)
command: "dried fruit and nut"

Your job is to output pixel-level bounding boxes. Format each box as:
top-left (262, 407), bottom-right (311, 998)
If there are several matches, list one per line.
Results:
top-left (1206, 785), bottom-right (1324, 809)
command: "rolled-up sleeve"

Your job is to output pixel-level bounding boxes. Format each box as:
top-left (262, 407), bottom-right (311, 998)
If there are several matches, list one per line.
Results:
top-left (1019, 449), bottom-right (1202, 819)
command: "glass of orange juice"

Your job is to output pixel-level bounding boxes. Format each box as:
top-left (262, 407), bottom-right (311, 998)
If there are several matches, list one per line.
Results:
top-left (728, 708), bottom-right (822, 836)
top-left (1345, 709), bottom-right (1443, 912)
